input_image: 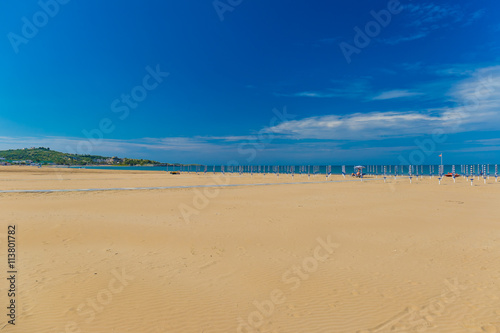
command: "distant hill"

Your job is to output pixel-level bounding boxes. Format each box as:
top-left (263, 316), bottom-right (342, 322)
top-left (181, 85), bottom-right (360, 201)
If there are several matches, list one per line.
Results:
top-left (0, 147), bottom-right (166, 166)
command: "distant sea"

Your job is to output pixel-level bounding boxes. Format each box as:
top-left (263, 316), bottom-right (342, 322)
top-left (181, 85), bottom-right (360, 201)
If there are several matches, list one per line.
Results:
top-left (71, 164), bottom-right (497, 176)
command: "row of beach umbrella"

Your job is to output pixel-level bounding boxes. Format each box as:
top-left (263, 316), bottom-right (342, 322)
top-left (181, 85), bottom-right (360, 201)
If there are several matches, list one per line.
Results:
top-left (168, 164), bottom-right (498, 184)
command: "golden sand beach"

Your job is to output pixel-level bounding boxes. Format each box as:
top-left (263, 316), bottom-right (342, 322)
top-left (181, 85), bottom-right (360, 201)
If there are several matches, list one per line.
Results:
top-left (1, 166), bottom-right (499, 332)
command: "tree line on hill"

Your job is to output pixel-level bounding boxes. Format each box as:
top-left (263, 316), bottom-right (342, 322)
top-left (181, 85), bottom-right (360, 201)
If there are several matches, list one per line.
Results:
top-left (0, 147), bottom-right (170, 166)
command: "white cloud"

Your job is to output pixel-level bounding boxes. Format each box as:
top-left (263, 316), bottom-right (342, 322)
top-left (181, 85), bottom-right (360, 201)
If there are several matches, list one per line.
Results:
top-left (266, 65), bottom-right (500, 140)
top-left (450, 65), bottom-right (500, 103)
top-left (372, 89), bottom-right (423, 100)
top-left (263, 111), bottom-right (448, 140)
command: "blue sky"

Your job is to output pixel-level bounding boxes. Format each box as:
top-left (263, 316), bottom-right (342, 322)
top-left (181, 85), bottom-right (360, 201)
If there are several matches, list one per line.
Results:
top-left (1, 0), bottom-right (500, 164)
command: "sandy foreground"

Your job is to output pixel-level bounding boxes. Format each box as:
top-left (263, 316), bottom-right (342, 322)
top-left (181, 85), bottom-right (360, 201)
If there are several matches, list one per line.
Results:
top-left (0, 166), bottom-right (499, 333)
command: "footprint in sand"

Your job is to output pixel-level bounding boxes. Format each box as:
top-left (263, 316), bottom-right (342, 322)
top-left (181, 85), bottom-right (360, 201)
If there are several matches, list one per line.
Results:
top-left (481, 325), bottom-right (498, 333)
top-left (237, 246), bottom-right (247, 256)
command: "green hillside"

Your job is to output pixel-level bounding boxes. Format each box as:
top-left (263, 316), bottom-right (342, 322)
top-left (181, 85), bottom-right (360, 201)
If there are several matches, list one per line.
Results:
top-left (0, 147), bottom-right (162, 166)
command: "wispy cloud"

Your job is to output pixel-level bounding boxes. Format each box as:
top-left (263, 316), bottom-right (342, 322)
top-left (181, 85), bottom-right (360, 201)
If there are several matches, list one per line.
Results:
top-left (0, 136), bottom-right (219, 156)
top-left (275, 78), bottom-right (371, 99)
top-left (267, 65), bottom-right (500, 140)
top-left (434, 66), bottom-right (476, 77)
top-left (466, 138), bottom-right (500, 146)
top-left (372, 89), bottom-right (423, 100)
top-left (399, 62), bottom-right (425, 71)
top-left (263, 111), bottom-right (448, 140)
top-left (382, 33), bottom-right (428, 45)
top-left (317, 37), bottom-right (341, 44)
top-left (464, 9), bottom-right (486, 26)
top-left (450, 65), bottom-right (500, 104)
top-left (275, 91), bottom-right (341, 98)
top-left (381, 3), bottom-right (483, 45)
top-left (406, 3), bottom-right (464, 27)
